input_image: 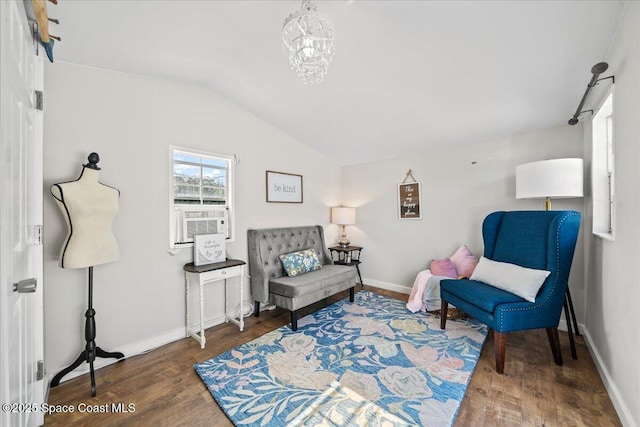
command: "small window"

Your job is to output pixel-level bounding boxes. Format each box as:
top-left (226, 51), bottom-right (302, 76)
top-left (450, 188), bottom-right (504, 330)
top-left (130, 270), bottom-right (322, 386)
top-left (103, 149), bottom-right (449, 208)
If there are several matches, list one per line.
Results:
top-left (173, 150), bottom-right (228, 205)
top-left (170, 146), bottom-right (235, 248)
top-left (592, 87), bottom-right (614, 240)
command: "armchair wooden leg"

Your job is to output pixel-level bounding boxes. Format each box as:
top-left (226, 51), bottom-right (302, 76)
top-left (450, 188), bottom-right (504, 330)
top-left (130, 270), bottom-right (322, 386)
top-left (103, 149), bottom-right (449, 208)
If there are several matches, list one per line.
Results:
top-left (546, 327), bottom-right (564, 366)
top-left (254, 301), bottom-right (260, 317)
top-left (290, 310), bottom-right (298, 331)
top-left (349, 287), bottom-right (355, 302)
top-left (564, 298), bottom-right (577, 360)
top-left (440, 301), bottom-right (449, 329)
top-left (494, 331), bottom-right (506, 374)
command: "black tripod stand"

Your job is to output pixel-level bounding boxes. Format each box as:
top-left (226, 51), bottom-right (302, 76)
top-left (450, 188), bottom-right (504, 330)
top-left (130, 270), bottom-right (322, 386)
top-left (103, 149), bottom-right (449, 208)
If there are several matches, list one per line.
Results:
top-left (50, 266), bottom-right (124, 396)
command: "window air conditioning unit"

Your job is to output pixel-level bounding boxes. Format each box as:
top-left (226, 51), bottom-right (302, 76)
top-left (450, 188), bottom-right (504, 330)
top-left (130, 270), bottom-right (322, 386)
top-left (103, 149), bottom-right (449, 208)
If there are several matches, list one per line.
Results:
top-left (175, 208), bottom-right (228, 245)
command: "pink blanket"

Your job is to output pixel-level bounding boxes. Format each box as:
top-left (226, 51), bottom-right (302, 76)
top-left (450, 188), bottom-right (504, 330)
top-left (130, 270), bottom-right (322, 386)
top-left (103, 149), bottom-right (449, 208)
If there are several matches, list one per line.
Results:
top-left (406, 269), bottom-right (452, 313)
top-left (406, 269), bottom-right (434, 313)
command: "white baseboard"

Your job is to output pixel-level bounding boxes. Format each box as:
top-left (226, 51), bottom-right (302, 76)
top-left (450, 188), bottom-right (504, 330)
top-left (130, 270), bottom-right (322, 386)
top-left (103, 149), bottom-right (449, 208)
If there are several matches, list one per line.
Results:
top-left (557, 317), bottom-right (585, 334)
top-left (363, 278), bottom-right (411, 294)
top-left (186, 313), bottom-right (227, 336)
top-left (48, 314), bottom-right (227, 386)
top-left (582, 327), bottom-right (637, 427)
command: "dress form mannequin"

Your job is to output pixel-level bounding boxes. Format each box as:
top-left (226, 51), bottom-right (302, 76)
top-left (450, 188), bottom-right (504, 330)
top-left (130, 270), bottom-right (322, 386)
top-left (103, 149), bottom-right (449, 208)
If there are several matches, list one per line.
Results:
top-left (50, 154), bottom-right (120, 268)
top-left (49, 153), bottom-right (124, 396)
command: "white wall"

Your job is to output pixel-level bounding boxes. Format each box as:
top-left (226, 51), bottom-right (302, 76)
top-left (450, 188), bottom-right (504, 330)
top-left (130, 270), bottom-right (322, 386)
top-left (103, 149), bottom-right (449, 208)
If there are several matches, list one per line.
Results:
top-left (341, 125), bottom-right (585, 317)
top-left (43, 62), bottom-right (342, 379)
top-left (581, 2), bottom-right (640, 426)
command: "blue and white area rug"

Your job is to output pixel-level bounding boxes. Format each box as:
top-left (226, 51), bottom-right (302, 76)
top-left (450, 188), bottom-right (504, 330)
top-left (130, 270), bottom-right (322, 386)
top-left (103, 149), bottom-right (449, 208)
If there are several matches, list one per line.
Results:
top-left (195, 291), bottom-right (488, 426)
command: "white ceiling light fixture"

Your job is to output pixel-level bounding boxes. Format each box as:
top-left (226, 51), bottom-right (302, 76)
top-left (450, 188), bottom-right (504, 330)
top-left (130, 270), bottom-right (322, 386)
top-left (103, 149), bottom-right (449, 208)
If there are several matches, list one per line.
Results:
top-left (282, 1), bottom-right (335, 85)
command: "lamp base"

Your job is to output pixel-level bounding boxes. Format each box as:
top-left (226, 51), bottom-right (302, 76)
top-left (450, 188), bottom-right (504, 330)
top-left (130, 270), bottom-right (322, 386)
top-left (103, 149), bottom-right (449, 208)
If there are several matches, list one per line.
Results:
top-left (338, 225), bottom-right (350, 247)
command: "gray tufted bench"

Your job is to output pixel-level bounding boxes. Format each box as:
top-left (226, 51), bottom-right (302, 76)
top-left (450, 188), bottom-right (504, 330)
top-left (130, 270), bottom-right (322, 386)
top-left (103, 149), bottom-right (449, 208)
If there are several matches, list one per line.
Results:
top-left (247, 225), bottom-right (357, 330)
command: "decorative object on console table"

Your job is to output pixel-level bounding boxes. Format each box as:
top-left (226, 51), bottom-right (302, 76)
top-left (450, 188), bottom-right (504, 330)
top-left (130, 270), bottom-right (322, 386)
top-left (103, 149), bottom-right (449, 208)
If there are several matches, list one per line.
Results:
top-left (266, 170), bottom-right (303, 203)
top-left (194, 233), bottom-right (225, 266)
top-left (398, 169), bottom-right (421, 219)
top-left (329, 245), bottom-right (363, 286)
top-left (516, 158), bottom-right (584, 360)
top-left (330, 206), bottom-right (356, 247)
top-left (184, 259), bottom-right (247, 349)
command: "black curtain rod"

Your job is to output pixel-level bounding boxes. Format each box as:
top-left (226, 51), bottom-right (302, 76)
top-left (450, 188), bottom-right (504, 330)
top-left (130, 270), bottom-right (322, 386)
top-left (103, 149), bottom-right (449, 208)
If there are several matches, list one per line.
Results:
top-left (568, 62), bottom-right (614, 125)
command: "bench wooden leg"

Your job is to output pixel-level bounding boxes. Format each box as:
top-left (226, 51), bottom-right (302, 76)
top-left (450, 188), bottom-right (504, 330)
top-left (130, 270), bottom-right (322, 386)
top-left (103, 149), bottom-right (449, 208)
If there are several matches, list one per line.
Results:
top-left (290, 310), bottom-right (298, 331)
top-left (349, 287), bottom-right (355, 302)
top-left (254, 301), bottom-right (260, 317)
top-left (440, 300), bottom-right (449, 329)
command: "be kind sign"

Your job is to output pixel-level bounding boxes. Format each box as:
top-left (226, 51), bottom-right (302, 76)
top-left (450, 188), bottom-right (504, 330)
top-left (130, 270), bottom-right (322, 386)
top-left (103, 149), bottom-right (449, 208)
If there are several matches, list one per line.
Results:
top-left (266, 171), bottom-right (303, 203)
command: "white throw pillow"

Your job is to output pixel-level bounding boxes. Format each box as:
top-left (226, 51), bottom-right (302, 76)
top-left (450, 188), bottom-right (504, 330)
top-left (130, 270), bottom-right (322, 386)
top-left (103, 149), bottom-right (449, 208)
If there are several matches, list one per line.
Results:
top-left (469, 256), bottom-right (551, 302)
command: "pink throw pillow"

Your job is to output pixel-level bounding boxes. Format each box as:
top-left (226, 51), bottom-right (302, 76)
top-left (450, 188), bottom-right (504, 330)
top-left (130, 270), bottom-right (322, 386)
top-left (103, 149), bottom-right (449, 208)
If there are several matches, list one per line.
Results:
top-left (431, 258), bottom-right (458, 278)
top-left (450, 245), bottom-right (479, 278)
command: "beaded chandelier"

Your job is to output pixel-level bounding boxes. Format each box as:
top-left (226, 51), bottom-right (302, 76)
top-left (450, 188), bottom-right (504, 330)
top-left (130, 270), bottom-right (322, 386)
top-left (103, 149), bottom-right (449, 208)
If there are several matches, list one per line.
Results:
top-left (282, 1), bottom-right (336, 84)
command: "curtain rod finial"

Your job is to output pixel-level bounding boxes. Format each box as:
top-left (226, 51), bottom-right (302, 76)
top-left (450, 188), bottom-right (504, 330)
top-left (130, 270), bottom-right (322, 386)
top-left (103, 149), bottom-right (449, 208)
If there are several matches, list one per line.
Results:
top-left (591, 62), bottom-right (608, 75)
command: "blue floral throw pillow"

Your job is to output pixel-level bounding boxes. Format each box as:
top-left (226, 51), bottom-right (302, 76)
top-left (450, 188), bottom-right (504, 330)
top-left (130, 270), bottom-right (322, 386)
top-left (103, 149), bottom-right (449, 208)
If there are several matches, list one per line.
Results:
top-left (279, 248), bottom-right (322, 277)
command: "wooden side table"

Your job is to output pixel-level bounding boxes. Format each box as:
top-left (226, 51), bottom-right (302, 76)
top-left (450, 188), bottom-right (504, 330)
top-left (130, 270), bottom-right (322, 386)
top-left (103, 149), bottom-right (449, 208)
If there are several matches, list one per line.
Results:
top-left (328, 246), bottom-right (364, 285)
top-left (183, 258), bottom-right (246, 349)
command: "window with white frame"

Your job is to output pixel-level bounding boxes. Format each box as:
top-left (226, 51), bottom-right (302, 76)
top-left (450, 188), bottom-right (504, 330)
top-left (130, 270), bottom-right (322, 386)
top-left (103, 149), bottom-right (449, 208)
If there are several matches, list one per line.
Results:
top-left (592, 87), bottom-right (614, 240)
top-left (170, 146), bottom-right (235, 248)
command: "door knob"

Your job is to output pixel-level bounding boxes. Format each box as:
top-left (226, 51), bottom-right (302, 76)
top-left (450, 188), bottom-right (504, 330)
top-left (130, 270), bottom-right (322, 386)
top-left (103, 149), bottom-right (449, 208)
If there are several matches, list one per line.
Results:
top-left (13, 278), bottom-right (37, 293)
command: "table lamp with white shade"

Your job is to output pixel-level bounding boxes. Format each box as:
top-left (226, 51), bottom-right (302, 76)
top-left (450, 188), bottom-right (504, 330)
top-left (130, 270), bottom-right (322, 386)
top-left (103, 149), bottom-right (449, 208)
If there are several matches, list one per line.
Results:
top-left (515, 157), bottom-right (584, 360)
top-left (331, 207), bottom-right (356, 247)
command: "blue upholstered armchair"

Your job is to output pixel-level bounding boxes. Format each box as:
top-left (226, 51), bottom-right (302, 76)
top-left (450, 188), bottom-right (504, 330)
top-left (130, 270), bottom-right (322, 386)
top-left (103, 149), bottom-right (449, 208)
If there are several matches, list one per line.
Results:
top-left (440, 210), bottom-right (581, 374)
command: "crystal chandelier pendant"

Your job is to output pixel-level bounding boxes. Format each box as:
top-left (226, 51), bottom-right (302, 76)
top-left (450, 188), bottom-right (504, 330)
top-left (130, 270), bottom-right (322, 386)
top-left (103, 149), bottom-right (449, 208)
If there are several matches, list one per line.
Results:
top-left (282, 1), bottom-right (335, 84)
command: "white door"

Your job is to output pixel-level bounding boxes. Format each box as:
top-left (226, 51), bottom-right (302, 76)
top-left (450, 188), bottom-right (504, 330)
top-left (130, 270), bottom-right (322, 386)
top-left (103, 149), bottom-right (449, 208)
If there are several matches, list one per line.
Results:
top-left (0, 1), bottom-right (45, 426)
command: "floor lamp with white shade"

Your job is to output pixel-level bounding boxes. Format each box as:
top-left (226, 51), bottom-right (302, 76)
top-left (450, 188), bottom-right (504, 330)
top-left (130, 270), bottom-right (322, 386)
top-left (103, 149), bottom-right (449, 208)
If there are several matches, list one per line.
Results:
top-left (516, 158), bottom-right (584, 359)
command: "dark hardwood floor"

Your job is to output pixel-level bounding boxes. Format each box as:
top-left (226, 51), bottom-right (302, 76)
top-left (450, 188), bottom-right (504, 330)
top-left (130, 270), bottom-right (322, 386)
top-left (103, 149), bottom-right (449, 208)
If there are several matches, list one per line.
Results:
top-left (45, 287), bottom-right (621, 426)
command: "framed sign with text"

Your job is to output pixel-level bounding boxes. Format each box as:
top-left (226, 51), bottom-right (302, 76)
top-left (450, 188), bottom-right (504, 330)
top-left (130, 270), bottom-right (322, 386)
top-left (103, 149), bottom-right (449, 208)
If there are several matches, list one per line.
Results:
top-left (266, 170), bottom-right (303, 203)
top-left (194, 233), bottom-right (226, 266)
top-left (398, 182), bottom-right (421, 220)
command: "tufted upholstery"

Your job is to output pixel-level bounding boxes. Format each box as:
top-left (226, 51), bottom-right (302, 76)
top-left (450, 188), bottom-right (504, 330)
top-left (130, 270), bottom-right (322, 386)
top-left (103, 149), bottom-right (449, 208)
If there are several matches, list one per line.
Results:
top-left (440, 210), bottom-right (581, 374)
top-left (247, 225), bottom-right (357, 330)
top-left (255, 227), bottom-right (331, 281)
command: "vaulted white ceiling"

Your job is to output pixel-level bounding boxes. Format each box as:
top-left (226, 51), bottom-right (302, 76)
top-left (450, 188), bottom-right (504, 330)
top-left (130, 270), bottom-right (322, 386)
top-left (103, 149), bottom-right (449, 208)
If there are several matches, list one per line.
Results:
top-left (51, 1), bottom-right (625, 165)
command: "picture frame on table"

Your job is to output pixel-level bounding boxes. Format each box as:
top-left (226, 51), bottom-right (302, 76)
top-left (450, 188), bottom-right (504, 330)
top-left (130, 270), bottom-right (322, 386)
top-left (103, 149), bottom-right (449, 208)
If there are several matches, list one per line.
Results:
top-left (194, 233), bottom-right (226, 266)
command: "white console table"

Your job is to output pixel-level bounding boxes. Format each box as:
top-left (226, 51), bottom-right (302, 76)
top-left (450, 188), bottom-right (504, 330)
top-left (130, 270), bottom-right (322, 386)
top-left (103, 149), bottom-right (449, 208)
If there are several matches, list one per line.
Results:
top-left (183, 259), bottom-right (246, 349)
